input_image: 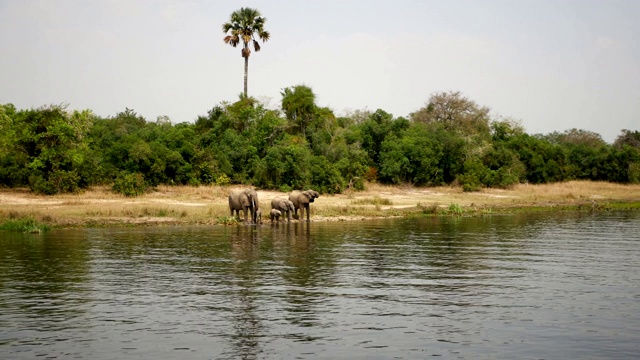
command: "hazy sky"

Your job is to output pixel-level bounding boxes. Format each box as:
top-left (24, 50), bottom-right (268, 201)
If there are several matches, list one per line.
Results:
top-left (1, 0), bottom-right (638, 142)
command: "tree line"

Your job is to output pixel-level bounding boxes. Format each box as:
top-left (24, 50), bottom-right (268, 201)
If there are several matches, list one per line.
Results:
top-left (1, 89), bottom-right (639, 196)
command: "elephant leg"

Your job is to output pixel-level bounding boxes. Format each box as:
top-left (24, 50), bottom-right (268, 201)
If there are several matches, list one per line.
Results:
top-left (287, 210), bottom-right (291, 222)
top-left (305, 205), bottom-right (310, 222)
top-left (243, 208), bottom-right (248, 223)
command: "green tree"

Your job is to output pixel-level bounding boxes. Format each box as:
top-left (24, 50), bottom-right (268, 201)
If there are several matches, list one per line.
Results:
top-left (357, 109), bottom-right (409, 169)
top-left (13, 105), bottom-right (94, 194)
top-left (223, 7), bottom-right (270, 97)
top-left (254, 138), bottom-right (312, 190)
top-left (281, 84), bottom-right (317, 138)
top-left (0, 104), bottom-right (29, 187)
top-left (378, 123), bottom-right (444, 185)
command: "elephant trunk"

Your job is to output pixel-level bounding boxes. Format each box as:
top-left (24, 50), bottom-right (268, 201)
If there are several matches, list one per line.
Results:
top-left (252, 199), bottom-right (257, 223)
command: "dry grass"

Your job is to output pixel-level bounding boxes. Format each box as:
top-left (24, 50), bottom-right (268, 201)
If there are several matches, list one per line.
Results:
top-left (0, 181), bottom-right (639, 227)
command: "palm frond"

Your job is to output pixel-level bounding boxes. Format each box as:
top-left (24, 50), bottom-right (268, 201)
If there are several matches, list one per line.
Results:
top-left (223, 35), bottom-right (239, 47)
top-left (259, 30), bottom-right (270, 42)
top-left (253, 40), bottom-right (261, 52)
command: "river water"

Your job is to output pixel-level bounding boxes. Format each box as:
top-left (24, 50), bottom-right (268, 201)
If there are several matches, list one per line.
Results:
top-left (1, 211), bottom-right (639, 359)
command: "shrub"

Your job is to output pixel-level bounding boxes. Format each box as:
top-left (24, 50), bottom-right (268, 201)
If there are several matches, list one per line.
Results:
top-left (29, 170), bottom-right (82, 195)
top-left (418, 202), bottom-right (440, 215)
top-left (112, 172), bottom-right (147, 197)
top-left (448, 203), bottom-right (463, 216)
top-left (215, 173), bottom-right (231, 186)
top-left (278, 184), bottom-right (292, 193)
top-left (309, 155), bottom-right (345, 194)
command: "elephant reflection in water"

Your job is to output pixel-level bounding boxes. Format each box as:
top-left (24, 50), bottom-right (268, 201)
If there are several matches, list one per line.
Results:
top-left (229, 225), bottom-right (261, 261)
top-left (227, 225), bottom-right (263, 359)
top-left (271, 222), bottom-right (311, 251)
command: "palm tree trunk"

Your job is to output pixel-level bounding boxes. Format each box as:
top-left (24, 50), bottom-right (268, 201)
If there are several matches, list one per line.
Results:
top-left (243, 50), bottom-right (249, 98)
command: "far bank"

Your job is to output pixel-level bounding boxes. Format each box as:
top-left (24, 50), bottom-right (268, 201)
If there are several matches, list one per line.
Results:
top-left (1, 181), bottom-right (640, 229)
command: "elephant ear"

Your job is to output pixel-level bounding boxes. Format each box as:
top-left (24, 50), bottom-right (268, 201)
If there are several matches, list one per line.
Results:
top-left (303, 190), bottom-right (315, 202)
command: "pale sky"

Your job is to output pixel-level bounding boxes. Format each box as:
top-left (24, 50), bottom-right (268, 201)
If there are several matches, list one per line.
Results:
top-left (1, 0), bottom-right (638, 142)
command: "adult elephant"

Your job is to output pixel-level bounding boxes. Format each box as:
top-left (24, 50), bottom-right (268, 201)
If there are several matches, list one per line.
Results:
top-left (270, 197), bottom-right (295, 222)
top-left (228, 188), bottom-right (259, 224)
top-left (289, 189), bottom-right (320, 222)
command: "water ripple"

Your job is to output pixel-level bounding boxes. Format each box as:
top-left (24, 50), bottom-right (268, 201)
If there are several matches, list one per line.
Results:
top-left (1, 212), bottom-right (640, 359)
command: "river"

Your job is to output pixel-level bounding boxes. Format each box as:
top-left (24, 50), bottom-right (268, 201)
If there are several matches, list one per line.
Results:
top-left (1, 211), bottom-right (639, 359)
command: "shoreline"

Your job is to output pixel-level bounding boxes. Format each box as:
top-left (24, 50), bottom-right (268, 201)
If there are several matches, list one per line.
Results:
top-left (1, 181), bottom-right (640, 229)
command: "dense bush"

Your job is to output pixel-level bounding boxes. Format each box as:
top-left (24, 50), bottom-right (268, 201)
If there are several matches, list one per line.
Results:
top-left (2, 90), bottom-right (639, 195)
top-left (112, 172), bottom-right (147, 197)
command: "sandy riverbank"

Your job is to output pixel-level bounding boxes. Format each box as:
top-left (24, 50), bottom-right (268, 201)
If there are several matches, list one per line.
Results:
top-left (1, 181), bottom-right (640, 227)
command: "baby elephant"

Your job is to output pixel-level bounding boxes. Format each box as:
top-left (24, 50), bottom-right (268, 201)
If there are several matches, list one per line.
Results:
top-left (255, 208), bottom-right (263, 224)
top-left (270, 209), bottom-right (282, 223)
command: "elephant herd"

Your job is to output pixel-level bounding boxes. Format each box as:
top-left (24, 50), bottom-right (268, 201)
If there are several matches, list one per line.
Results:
top-left (228, 189), bottom-right (320, 224)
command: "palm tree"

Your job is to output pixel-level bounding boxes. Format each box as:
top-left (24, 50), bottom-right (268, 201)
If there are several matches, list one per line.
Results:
top-left (222, 7), bottom-right (270, 98)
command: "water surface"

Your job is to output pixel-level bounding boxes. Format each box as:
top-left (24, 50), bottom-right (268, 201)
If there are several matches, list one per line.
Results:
top-left (1, 211), bottom-right (640, 359)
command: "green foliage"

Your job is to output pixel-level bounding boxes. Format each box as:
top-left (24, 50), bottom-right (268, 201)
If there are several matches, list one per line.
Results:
top-left (281, 84), bottom-right (317, 137)
top-left (505, 133), bottom-right (565, 184)
top-left (253, 140), bottom-right (312, 189)
top-left (2, 90), bottom-right (638, 196)
top-left (358, 109), bottom-right (407, 168)
top-left (629, 163), bottom-right (640, 184)
top-left (216, 215), bottom-right (239, 225)
top-left (458, 158), bottom-right (489, 192)
top-left (4, 105), bottom-right (93, 193)
top-left (0, 217), bottom-right (49, 233)
top-left (378, 123), bottom-right (444, 185)
top-left (30, 170), bottom-right (82, 195)
top-left (309, 155), bottom-right (345, 194)
top-left (448, 203), bottom-right (463, 216)
top-left (278, 184), bottom-right (292, 193)
top-left (112, 172), bottom-right (147, 197)
top-left (215, 173), bottom-right (231, 186)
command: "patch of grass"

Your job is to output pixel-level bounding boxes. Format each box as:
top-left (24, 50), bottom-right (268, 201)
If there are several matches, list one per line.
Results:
top-left (448, 203), bottom-right (463, 216)
top-left (0, 217), bottom-right (50, 233)
top-left (351, 196), bottom-right (393, 206)
top-left (418, 202), bottom-right (440, 215)
top-left (216, 216), bottom-right (239, 225)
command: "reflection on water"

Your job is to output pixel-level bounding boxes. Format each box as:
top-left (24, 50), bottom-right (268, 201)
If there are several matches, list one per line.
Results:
top-left (1, 212), bottom-right (640, 359)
